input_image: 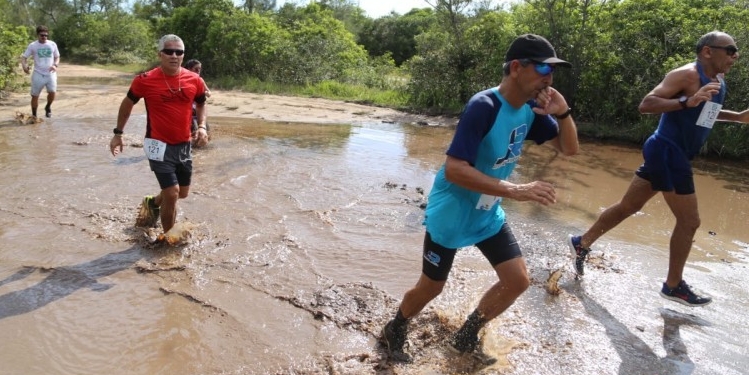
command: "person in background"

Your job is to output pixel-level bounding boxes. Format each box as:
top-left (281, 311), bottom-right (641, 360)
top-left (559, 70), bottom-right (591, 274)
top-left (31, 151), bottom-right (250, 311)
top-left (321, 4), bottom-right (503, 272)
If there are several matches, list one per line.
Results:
top-left (380, 34), bottom-right (579, 364)
top-left (568, 30), bottom-right (749, 307)
top-left (184, 59), bottom-right (211, 146)
top-left (20, 25), bottom-right (60, 118)
top-left (109, 34), bottom-right (208, 235)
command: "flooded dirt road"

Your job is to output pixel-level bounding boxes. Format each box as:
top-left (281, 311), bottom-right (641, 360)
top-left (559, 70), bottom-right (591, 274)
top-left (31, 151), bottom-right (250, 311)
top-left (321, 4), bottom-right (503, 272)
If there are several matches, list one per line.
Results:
top-left (0, 69), bottom-right (747, 374)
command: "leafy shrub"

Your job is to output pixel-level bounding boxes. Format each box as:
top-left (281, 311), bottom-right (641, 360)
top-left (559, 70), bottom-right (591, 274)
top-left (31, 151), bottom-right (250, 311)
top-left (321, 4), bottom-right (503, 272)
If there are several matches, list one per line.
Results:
top-left (0, 23), bottom-right (27, 92)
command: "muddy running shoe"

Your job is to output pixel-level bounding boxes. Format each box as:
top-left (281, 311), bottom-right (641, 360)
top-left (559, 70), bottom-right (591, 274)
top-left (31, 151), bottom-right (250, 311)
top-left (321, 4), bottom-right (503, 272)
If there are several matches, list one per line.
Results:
top-left (380, 320), bottom-right (412, 363)
top-left (660, 280), bottom-right (712, 307)
top-left (448, 332), bottom-right (497, 366)
top-left (568, 235), bottom-right (590, 276)
top-left (135, 195), bottom-right (160, 227)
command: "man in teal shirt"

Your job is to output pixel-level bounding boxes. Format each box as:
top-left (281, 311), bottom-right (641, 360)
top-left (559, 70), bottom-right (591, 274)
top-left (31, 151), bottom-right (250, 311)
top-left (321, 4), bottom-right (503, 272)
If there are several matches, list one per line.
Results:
top-left (381, 34), bottom-right (579, 364)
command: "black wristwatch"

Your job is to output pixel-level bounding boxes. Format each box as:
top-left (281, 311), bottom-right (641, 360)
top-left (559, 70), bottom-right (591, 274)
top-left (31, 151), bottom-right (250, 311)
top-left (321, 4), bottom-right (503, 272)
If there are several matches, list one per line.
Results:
top-left (556, 107), bottom-right (573, 119)
top-left (113, 127), bottom-right (123, 135)
top-left (679, 95), bottom-right (689, 109)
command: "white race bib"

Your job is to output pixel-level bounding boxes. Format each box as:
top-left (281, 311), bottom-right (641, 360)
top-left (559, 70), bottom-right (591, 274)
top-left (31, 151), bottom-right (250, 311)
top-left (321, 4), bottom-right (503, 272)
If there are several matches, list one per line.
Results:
top-left (476, 194), bottom-right (501, 210)
top-left (144, 138), bottom-right (167, 161)
top-left (695, 102), bottom-right (722, 129)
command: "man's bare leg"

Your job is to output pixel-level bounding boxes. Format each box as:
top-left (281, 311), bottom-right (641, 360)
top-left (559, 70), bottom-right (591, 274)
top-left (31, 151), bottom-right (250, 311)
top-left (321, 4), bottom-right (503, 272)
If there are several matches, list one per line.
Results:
top-left (580, 175), bottom-right (658, 248)
top-left (661, 191), bottom-right (700, 288)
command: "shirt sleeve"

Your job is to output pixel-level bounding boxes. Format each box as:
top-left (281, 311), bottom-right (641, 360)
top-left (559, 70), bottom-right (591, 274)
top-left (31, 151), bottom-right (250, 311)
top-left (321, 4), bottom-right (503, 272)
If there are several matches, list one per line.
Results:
top-left (126, 75), bottom-right (145, 104)
top-left (194, 77), bottom-right (208, 104)
top-left (526, 101), bottom-right (560, 144)
top-left (446, 92), bottom-right (497, 166)
top-left (22, 43), bottom-right (33, 59)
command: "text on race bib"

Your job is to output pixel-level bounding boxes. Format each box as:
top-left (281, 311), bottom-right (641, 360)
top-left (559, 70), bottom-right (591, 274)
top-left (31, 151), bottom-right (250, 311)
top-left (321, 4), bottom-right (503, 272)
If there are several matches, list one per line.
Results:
top-left (144, 138), bottom-right (167, 161)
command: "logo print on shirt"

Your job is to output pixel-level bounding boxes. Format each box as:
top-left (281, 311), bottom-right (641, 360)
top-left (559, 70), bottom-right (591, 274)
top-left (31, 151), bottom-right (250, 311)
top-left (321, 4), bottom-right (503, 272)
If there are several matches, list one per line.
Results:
top-left (424, 251), bottom-right (441, 267)
top-left (493, 124), bottom-right (528, 169)
top-left (38, 47), bottom-right (53, 58)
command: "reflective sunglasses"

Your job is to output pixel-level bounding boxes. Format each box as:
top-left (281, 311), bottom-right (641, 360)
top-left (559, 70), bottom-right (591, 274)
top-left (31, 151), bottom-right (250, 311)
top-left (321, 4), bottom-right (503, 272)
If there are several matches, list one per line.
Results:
top-left (161, 48), bottom-right (185, 56)
top-left (521, 59), bottom-right (555, 76)
top-left (709, 45), bottom-right (738, 56)
top-left (39, 34), bottom-right (49, 37)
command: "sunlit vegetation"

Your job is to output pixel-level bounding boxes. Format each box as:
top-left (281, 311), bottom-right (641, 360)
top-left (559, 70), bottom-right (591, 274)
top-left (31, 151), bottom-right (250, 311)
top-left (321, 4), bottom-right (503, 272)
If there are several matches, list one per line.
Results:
top-left (4, 0), bottom-right (749, 158)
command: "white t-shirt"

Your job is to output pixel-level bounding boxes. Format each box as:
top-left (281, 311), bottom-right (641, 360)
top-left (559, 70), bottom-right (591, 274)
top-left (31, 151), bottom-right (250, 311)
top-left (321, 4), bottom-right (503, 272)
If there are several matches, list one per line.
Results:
top-left (22, 40), bottom-right (60, 75)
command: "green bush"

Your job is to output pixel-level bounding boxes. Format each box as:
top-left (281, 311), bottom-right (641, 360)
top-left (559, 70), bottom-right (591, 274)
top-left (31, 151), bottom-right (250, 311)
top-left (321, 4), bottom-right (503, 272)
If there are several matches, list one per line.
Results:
top-left (55, 12), bottom-right (153, 65)
top-left (0, 23), bottom-right (27, 92)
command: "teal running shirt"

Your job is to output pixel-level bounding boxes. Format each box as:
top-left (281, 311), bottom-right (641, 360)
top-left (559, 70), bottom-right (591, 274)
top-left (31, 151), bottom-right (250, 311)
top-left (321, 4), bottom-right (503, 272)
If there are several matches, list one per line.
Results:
top-left (424, 87), bottom-right (559, 248)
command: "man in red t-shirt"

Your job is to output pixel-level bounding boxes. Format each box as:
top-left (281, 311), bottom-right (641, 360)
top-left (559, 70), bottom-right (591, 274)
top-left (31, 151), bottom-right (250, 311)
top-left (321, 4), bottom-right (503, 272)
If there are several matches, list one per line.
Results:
top-left (109, 34), bottom-right (208, 234)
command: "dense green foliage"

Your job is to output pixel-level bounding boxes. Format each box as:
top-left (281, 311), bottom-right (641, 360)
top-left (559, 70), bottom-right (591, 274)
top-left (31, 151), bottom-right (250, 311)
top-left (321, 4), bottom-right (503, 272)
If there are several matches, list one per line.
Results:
top-left (358, 8), bottom-right (437, 66)
top-left (4, 0), bottom-right (749, 158)
top-left (0, 24), bottom-right (27, 92)
top-left (55, 12), bottom-right (154, 64)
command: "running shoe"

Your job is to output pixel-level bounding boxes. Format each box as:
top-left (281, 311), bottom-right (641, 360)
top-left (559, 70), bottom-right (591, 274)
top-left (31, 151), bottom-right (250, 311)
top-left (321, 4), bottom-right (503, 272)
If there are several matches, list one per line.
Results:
top-left (660, 280), bottom-right (712, 307)
top-left (380, 320), bottom-right (412, 363)
top-left (447, 333), bottom-right (497, 366)
top-left (568, 235), bottom-right (590, 276)
top-left (135, 195), bottom-right (160, 227)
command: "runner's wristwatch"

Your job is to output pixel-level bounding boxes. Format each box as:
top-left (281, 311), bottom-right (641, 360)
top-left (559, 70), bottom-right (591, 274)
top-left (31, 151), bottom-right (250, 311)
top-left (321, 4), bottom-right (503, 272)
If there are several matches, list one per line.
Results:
top-left (556, 107), bottom-right (573, 119)
top-left (679, 96), bottom-right (689, 109)
top-left (113, 128), bottom-right (123, 135)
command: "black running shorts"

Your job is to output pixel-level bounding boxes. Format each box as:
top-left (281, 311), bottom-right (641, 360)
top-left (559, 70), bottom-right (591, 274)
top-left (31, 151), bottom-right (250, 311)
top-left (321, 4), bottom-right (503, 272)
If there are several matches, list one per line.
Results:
top-left (148, 141), bottom-right (192, 189)
top-left (421, 223), bottom-right (522, 281)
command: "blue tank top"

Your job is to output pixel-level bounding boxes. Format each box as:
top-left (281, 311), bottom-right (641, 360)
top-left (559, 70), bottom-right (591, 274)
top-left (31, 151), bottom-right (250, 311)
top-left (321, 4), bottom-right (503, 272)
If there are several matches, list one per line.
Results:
top-left (654, 62), bottom-right (726, 159)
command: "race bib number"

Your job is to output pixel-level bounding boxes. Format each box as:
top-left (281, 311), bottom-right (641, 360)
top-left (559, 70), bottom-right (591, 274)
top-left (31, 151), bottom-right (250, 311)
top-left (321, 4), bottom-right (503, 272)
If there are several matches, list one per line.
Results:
top-left (695, 102), bottom-right (722, 129)
top-left (475, 194), bottom-right (501, 210)
top-left (144, 138), bottom-right (167, 161)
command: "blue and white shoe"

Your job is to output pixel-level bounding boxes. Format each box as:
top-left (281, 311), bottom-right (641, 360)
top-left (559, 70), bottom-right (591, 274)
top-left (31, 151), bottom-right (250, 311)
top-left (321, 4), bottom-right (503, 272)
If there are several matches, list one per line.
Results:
top-left (568, 235), bottom-right (590, 276)
top-left (660, 280), bottom-right (712, 307)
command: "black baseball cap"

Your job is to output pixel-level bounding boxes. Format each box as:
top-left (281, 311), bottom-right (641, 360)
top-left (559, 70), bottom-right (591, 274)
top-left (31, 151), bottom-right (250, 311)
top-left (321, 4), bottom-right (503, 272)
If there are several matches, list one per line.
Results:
top-left (505, 34), bottom-right (571, 67)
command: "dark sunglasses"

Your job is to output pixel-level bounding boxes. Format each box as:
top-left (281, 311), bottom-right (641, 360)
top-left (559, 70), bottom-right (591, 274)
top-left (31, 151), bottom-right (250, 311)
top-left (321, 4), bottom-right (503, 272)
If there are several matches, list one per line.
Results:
top-left (520, 59), bottom-right (555, 76)
top-left (39, 34), bottom-right (49, 37)
top-left (709, 45), bottom-right (738, 56)
top-left (161, 48), bottom-right (185, 56)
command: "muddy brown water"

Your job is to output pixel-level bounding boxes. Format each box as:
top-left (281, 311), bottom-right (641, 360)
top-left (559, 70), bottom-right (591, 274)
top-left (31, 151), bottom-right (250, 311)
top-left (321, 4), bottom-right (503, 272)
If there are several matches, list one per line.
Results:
top-left (0, 106), bottom-right (747, 374)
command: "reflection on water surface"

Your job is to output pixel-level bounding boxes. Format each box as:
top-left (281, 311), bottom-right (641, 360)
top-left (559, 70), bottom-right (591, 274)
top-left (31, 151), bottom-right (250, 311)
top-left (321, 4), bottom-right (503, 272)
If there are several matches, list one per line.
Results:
top-left (0, 115), bottom-right (746, 375)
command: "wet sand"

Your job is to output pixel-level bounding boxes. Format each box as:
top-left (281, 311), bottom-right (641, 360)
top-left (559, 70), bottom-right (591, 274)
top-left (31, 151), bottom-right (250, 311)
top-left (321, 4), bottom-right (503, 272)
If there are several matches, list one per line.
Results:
top-left (0, 65), bottom-right (747, 375)
top-left (2, 64), bottom-right (452, 126)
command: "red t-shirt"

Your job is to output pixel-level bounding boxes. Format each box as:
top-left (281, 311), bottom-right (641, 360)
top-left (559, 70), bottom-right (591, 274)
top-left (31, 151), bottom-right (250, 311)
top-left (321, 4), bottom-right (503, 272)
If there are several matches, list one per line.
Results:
top-left (127, 67), bottom-right (206, 144)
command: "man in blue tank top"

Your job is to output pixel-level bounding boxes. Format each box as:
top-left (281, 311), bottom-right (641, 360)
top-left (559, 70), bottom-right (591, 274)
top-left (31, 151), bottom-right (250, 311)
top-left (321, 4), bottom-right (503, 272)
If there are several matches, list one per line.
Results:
top-left (380, 34), bottom-right (580, 364)
top-left (569, 31), bottom-right (749, 307)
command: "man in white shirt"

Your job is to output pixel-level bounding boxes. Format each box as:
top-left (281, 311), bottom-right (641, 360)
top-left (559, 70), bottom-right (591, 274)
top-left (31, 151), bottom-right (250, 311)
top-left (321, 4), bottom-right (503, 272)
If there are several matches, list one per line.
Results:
top-left (20, 25), bottom-right (60, 118)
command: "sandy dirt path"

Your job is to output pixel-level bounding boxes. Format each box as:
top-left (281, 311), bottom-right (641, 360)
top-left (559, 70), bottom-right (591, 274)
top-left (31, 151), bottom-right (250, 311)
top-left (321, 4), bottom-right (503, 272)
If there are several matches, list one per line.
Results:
top-left (1, 64), bottom-right (453, 127)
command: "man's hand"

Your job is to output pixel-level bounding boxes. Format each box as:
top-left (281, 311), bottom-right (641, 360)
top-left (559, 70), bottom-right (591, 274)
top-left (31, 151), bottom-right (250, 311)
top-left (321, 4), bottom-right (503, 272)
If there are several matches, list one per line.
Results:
top-left (507, 181), bottom-right (557, 205)
top-left (194, 127), bottom-right (208, 147)
top-left (532, 87), bottom-right (568, 117)
top-left (686, 81), bottom-right (721, 108)
top-left (110, 136), bottom-right (124, 157)
top-left (22, 66), bottom-right (29, 74)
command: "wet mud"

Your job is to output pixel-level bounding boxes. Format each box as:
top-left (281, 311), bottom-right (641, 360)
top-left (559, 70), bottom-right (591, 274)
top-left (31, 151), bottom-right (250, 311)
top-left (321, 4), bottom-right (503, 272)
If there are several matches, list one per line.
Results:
top-left (1, 70), bottom-right (748, 374)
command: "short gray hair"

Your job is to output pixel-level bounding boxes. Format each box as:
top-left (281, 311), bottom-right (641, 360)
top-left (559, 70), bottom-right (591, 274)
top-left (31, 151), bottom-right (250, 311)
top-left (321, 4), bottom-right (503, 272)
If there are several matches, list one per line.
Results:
top-left (158, 34), bottom-right (184, 51)
top-left (695, 31), bottom-right (729, 54)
